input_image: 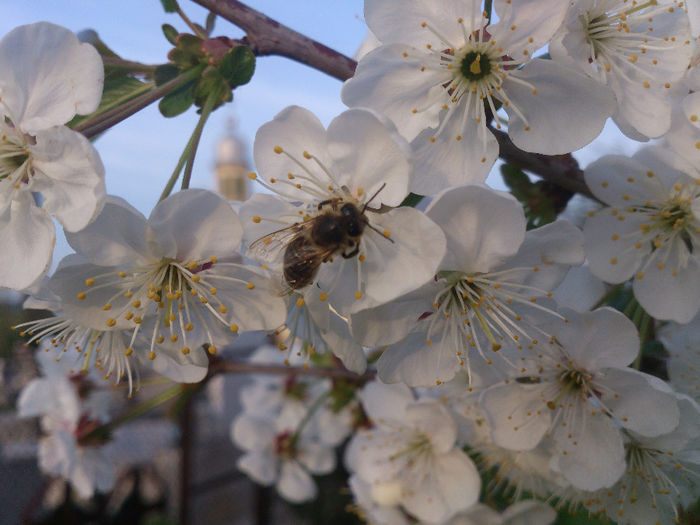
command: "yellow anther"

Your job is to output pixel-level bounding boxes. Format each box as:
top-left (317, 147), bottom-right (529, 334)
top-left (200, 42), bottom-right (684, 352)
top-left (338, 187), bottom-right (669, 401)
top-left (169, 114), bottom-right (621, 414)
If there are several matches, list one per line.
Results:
top-left (319, 292), bottom-right (327, 302)
top-left (209, 287), bottom-right (217, 295)
top-left (219, 304), bottom-right (228, 314)
top-left (210, 256), bottom-right (218, 264)
top-left (296, 297), bottom-right (305, 308)
top-left (148, 352), bottom-right (156, 360)
top-left (102, 304), bottom-right (112, 311)
top-left (248, 172), bottom-right (257, 180)
top-left (170, 334), bottom-right (178, 342)
top-left (208, 345), bottom-right (217, 355)
top-left (85, 278), bottom-right (95, 286)
top-left (77, 292), bottom-right (86, 300)
top-left (303, 150), bottom-right (312, 159)
top-left (191, 275), bottom-right (200, 283)
top-left (252, 216), bottom-right (261, 223)
top-left (246, 283), bottom-right (255, 290)
top-left (124, 291), bottom-right (133, 298)
top-left (230, 324), bottom-right (239, 333)
top-left (273, 146), bottom-right (283, 154)
top-left (132, 300), bottom-right (141, 308)
top-left (157, 336), bottom-right (164, 343)
top-left (107, 318), bottom-right (116, 327)
top-left (181, 347), bottom-right (190, 355)
top-left (383, 229), bottom-right (391, 238)
top-left (358, 254), bottom-right (366, 262)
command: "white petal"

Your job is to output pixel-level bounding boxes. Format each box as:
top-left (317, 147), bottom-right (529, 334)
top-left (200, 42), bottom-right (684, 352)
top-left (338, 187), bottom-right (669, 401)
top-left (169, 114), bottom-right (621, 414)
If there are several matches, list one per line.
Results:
top-left (492, 0), bottom-right (568, 52)
top-left (377, 332), bottom-right (461, 387)
top-left (598, 368), bottom-right (680, 437)
top-left (327, 108), bottom-right (411, 207)
top-left (0, 191), bottom-right (55, 290)
top-left (149, 189), bottom-right (243, 261)
top-left (342, 44), bottom-right (449, 142)
top-left (0, 22), bottom-right (103, 130)
top-left (276, 461), bottom-right (317, 503)
top-left (504, 60), bottom-right (615, 154)
top-left (552, 265), bottom-right (607, 313)
top-left (231, 414), bottom-right (275, 452)
top-left (350, 281), bottom-right (436, 347)
top-left (552, 413), bottom-right (625, 490)
top-left (360, 381), bottom-right (413, 423)
top-left (584, 154), bottom-right (662, 207)
top-left (29, 126), bottom-right (105, 232)
top-left (237, 452), bottom-right (278, 486)
top-left (64, 195), bottom-right (153, 266)
top-left (365, 0), bottom-right (472, 48)
top-left (497, 220), bottom-right (584, 292)
top-left (583, 210), bottom-right (649, 284)
top-left (481, 382), bottom-right (550, 450)
top-left (147, 346), bottom-right (209, 383)
top-left (253, 105), bottom-right (331, 201)
top-left (427, 185), bottom-right (525, 272)
top-left (410, 104), bottom-right (497, 194)
top-left (633, 246), bottom-right (700, 323)
top-left (322, 310), bottom-right (367, 374)
top-left (405, 401), bottom-right (456, 453)
top-left (297, 442), bottom-right (336, 475)
top-left (433, 450), bottom-right (481, 516)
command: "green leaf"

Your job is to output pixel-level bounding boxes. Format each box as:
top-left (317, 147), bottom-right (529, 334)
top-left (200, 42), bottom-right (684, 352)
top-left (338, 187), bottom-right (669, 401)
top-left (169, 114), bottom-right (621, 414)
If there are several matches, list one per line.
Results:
top-left (162, 23), bottom-right (179, 45)
top-left (154, 64), bottom-right (180, 86)
top-left (160, 0), bottom-right (177, 13)
top-left (399, 192), bottom-right (424, 207)
top-left (159, 80), bottom-right (196, 117)
top-left (193, 69), bottom-right (228, 109)
top-left (219, 45), bottom-right (256, 87)
top-left (67, 75), bottom-right (150, 129)
top-left (205, 12), bottom-right (216, 35)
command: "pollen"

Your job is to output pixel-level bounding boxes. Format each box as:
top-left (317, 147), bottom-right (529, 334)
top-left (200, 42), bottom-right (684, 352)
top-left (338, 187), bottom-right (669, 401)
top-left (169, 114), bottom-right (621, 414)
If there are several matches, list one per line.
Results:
top-left (125, 348), bottom-right (133, 356)
top-left (354, 290), bottom-right (363, 299)
top-left (208, 345), bottom-right (217, 355)
top-left (383, 229), bottom-right (391, 238)
top-left (273, 146), bottom-right (283, 154)
top-left (319, 292), bottom-right (327, 302)
top-left (247, 172), bottom-right (257, 180)
top-left (148, 352), bottom-right (156, 360)
top-left (77, 292), bottom-right (86, 300)
top-left (230, 324), bottom-right (239, 333)
top-left (106, 318), bottom-right (116, 327)
top-left (85, 278), bottom-right (95, 286)
top-left (219, 305), bottom-right (227, 314)
top-left (358, 254), bottom-right (366, 262)
top-left (245, 283), bottom-right (255, 290)
top-left (181, 347), bottom-right (190, 355)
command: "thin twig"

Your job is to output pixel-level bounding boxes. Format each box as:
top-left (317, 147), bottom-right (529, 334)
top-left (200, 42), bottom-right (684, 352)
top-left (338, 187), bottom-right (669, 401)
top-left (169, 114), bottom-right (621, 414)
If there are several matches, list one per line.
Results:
top-left (211, 359), bottom-right (375, 382)
top-left (190, 0), bottom-right (594, 199)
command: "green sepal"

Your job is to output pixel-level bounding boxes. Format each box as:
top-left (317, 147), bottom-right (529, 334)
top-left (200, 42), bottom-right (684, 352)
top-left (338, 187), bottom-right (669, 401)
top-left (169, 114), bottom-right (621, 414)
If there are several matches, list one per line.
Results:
top-left (159, 0), bottom-right (177, 13)
top-left (193, 69), bottom-right (229, 110)
top-left (169, 34), bottom-right (205, 68)
top-left (162, 23), bottom-right (179, 45)
top-left (205, 12), bottom-right (216, 36)
top-left (219, 45), bottom-right (256, 88)
top-left (159, 79), bottom-right (196, 117)
top-left (154, 64), bottom-right (180, 86)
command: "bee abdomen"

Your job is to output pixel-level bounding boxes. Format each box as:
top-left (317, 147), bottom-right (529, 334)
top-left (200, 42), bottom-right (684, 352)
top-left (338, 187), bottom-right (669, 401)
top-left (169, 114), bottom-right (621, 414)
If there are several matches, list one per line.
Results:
top-left (283, 236), bottom-right (322, 290)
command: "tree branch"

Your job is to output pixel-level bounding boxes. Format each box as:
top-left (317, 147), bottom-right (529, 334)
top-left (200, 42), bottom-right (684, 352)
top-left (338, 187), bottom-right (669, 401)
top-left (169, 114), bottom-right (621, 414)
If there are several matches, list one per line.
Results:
top-left (191, 0), bottom-right (593, 199)
top-left (210, 358), bottom-right (375, 382)
top-left (191, 0), bottom-right (357, 81)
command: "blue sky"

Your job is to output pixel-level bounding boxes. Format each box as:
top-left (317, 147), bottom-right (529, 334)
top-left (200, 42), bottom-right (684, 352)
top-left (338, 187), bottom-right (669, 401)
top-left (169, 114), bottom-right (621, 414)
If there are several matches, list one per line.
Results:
top-left (2, 0), bottom-right (639, 271)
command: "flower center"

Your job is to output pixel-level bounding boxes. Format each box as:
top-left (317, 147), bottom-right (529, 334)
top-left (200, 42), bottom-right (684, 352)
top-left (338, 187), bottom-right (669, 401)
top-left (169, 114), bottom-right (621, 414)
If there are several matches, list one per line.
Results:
top-left (0, 123), bottom-right (31, 189)
top-left (459, 50), bottom-right (492, 81)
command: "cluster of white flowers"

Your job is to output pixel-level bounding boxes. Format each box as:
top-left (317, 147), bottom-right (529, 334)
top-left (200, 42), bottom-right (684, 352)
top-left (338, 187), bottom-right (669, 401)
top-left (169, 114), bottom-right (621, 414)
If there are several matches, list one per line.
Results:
top-left (6, 0), bottom-right (700, 522)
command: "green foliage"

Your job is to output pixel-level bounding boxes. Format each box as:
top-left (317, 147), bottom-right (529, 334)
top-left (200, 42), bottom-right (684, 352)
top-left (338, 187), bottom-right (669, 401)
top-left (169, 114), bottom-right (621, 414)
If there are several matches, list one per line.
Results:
top-left (161, 23), bottom-right (178, 45)
top-left (399, 192), bottom-right (424, 207)
top-left (220, 45), bottom-right (256, 88)
top-left (68, 75), bottom-right (150, 129)
top-left (205, 12), bottom-right (216, 36)
top-left (501, 163), bottom-right (574, 229)
top-left (158, 79), bottom-right (197, 117)
top-left (159, 0), bottom-right (177, 13)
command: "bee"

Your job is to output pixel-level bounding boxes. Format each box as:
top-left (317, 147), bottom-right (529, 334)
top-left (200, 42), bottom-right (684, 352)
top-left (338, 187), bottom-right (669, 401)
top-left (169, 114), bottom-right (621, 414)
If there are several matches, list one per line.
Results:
top-left (249, 185), bottom-right (392, 291)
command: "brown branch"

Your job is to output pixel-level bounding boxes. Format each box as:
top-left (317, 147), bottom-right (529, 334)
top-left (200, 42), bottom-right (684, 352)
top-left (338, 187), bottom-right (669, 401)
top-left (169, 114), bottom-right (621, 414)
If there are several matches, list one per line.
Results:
top-left (191, 0), bottom-right (593, 199)
top-left (210, 359), bottom-right (375, 382)
top-left (191, 0), bottom-right (357, 81)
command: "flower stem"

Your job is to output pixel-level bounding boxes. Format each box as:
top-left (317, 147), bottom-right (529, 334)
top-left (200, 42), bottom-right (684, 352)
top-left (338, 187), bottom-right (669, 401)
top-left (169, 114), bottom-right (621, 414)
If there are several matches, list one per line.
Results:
top-left (291, 390), bottom-right (330, 446)
top-left (181, 89), bottom-right (219, 190)
top-left (173, 0), bottom-right (209, 38)
top-left (484, 0), bottom-right (493, 20)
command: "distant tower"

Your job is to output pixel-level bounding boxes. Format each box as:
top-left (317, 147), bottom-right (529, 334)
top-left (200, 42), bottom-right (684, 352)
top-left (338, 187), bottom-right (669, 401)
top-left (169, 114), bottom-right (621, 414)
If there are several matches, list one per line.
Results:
top-left (214, 117), bottom-right (249, 201)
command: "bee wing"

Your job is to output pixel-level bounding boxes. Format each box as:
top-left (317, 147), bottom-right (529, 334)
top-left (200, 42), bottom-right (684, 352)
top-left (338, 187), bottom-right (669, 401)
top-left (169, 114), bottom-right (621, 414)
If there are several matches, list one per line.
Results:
top-left (279, 243), bottom-right (336, 295)
top-left (247, 222), bottom-right (309, 264)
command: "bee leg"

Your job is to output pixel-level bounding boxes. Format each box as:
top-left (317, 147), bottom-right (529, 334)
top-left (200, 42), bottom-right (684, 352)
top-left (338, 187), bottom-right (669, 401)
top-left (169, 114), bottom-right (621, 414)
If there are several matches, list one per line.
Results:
top-left (342, 242), bottom-right (360, 259)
